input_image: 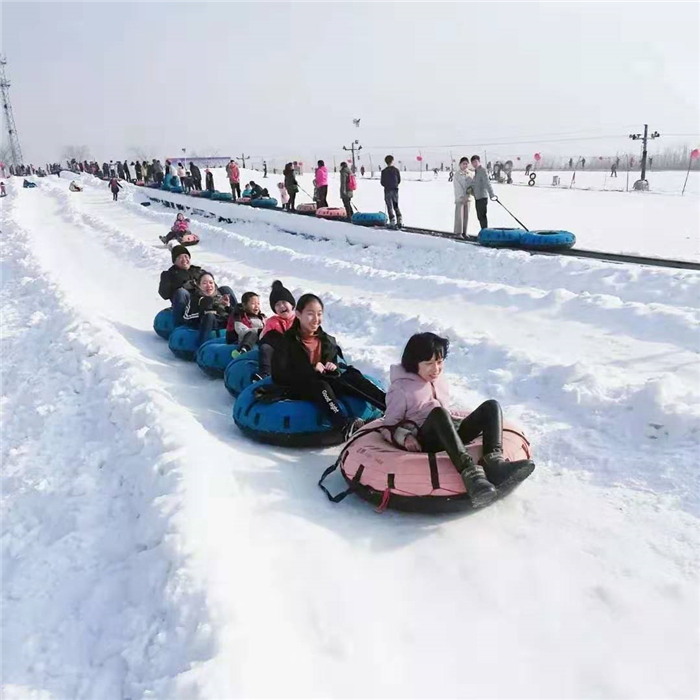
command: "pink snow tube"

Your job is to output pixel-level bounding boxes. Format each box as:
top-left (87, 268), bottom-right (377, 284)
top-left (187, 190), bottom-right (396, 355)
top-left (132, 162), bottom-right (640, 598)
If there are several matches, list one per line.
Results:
top-left (316, 207), bottom-right (348, 219)
top-left (236, 197), bottom-right (251, 204)
top-left (320, 418), bottom-right (532, 513)
top-left (296, 202), bottom-right (317, 214)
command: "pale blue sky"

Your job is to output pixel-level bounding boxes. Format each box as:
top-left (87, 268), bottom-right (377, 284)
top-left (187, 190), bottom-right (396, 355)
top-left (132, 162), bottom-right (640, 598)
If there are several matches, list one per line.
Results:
top-left (2, 1), bottom-right (699, 167)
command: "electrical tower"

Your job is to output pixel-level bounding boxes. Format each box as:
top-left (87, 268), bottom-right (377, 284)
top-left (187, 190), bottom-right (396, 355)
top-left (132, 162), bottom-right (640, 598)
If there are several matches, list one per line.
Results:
top-left (342, 139), bottom-right (362, 173)
top-left (0, 56), bottom-right (23, 166)
top-left (629, 123), bottom-right (660, 183)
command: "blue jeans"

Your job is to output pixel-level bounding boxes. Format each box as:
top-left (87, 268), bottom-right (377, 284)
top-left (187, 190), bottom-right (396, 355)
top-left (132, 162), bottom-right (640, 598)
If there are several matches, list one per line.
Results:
top-left (171, 285), bottom-right (236, 328)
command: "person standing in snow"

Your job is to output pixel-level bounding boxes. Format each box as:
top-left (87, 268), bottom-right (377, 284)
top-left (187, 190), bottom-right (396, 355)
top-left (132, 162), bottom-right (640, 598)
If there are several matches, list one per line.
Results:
top-left (123, 161), bottom-right (132, 182)
top-left (190, 161), bottom-right (202, 190)
top-left (453, 157), bottom-right (473, 237)
top-left (134, 160), bottom-right (143, 182)
top-left (339, 161), bottom-right (354, 219)
top-left (470, 155), bottom-right (496, 230)
top-left (227, 159), bottom-right (241, 199)
top-left (314, 160), bottom-right (328, 208)
top-left (205, 168), bottom-right (214, 192)
top-left (283, 163), bottom-right (299, 211)
top-left (581, 157), bottom-right (586, 169)
top-left (525, 163), bottom-right (532, 176)
top-left (263, 161), bottom-right (268, 178)
top-left (380, 332), bottom-right (535, 508)
top-left (108, 176), bottom-right (123, 201)
top-left (610, 161), bottom-right (618, 177)
top-left (381, 155), bottom-right (402, 228)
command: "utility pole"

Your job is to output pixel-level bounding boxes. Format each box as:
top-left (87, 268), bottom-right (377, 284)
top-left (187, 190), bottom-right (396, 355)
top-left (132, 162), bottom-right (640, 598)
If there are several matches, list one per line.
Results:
top-left (342, 139), bottom-right (362, 173)
top-left (0, 56), bottom-right (23, 166)
top-left (629, 124), bottom-right (660, 182)
top-left (237, 153), bottom-right (250, 168)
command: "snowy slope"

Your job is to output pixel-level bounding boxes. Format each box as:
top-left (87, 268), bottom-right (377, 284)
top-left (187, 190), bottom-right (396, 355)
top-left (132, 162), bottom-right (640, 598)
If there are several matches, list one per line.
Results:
top-left (208, 166), bottom-right (700, 262)
top-left (1, 173), bottom-right (699, 700)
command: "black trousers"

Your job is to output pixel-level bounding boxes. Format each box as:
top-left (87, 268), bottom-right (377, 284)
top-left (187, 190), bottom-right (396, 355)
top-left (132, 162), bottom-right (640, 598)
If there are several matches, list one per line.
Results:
top-left (288, 191), bottom-right (297, 211)
top-left (286, 368), bottom-right (386, 427)
top-left (418, 401), bottom-right (503, 467)
top-left (384, 188), bottom-right (401, 222)
top-left (193, 176), bottom-right (202, 190)
top-left (475, 198), bottom-right (488, 229)
top-left (230, 182), bottom-right (241, 199)
top-left (112, 190), bottom-right (119, 201)
top-left (317, 185), bottom-right (328, 208)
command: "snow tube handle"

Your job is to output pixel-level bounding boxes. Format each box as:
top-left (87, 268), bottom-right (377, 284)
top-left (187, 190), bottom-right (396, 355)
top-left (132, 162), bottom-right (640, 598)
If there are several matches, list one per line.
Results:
top-left (318, 461), bottom-right (361, 503)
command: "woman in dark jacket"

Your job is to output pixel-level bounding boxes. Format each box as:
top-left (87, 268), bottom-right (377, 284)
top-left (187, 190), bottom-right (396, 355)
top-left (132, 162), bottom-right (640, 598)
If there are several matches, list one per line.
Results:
top-left (272, 293), bottom-right (386, 439)
top-left (283, 162), bottom-right (299, 211)
top-left (183, 272), bottom-right (233, 345)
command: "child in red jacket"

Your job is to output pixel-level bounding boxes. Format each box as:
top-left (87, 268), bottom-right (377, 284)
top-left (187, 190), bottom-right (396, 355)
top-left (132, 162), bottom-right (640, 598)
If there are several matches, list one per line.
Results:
top-left (254, 280), bottom-right (296, 379)
top-left (227, 292), bottom-right (266, 355)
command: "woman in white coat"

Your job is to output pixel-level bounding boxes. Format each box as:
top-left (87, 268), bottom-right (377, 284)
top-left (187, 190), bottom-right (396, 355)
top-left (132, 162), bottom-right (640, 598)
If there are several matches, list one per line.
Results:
top-left (453, 157), bottom-right (474, 237)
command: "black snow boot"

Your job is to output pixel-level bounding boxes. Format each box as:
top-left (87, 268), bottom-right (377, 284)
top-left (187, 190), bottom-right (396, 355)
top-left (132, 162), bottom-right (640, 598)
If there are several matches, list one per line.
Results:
top-left (459, 454), bottom-right (497, 508)
top-left (480, 451), bottom-right (535, 489)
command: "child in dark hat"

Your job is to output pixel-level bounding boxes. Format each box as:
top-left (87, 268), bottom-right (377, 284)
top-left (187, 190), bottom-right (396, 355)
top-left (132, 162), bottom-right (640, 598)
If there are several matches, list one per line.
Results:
top-left (254, 280), bottom-right (296, 379)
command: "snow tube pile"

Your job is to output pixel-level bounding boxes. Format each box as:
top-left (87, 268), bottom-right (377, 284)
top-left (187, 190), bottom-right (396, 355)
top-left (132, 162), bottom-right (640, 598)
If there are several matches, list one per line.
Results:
top-left (324, 419), bottom-right (533, 513)
top-left (316, 207), bottom-right (348, 220)
top-left (236, 197), bottom-right (251, 204)
top-left (223, 348), bottom-right (261, 396)
top-left (296, 202), bottom-right (317, 215)
top-left (211, 191), bottom-right (233, 201)
top-left (352, 212), bottom-right (388, 227)
top-left (233, 375), bottom-right (384, 447)
top-left (250, 197), bottom-right (278, 209)
top-left (478, 228), bottom-right (526, 247)
top-left (520, 230), bottom-right (576, 251)
top-left (153, 308), bottom-right (175, 340)
top-left (168, 326), bottom-right (227, 361)
top-left (195, 337), bottom-right (238, 378)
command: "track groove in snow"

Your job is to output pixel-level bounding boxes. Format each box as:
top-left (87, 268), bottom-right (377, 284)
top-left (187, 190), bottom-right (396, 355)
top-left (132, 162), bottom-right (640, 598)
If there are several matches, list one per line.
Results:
top-left (2, 175), bottom-right (699, 699)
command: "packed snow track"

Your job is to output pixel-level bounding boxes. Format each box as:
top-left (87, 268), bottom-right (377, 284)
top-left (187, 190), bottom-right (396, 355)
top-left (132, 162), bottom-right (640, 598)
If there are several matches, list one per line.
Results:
top-left (2, 174), bottom-right (698, 700)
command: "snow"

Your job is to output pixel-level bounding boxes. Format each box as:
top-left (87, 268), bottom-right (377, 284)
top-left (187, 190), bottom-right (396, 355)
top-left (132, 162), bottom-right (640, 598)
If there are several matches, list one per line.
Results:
top-left (215, 165), bottom-right (700, 262)
top-left (1, 172), bottom-right (699, 699)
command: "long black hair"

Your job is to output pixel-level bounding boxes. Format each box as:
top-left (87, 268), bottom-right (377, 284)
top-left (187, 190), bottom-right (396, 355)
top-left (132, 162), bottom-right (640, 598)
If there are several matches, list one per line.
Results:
top-left (401, 332), bottom-right (450, 374)
top-left (291, 293), bottom-right (324, 332)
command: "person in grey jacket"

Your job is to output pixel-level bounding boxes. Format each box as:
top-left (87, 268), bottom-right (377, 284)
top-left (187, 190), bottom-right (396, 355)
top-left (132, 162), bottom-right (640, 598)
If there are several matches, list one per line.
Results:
top-left (339, 162), bottom-right (353, 219)
top-left (453, 157), bottom-right (473, 237)
top-left (470, 155), bottom-right (497, 229)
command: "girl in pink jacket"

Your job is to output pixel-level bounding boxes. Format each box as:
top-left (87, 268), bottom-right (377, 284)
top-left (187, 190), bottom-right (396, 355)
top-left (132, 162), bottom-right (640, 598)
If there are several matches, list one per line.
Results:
top-left (382, 332), bottom-right (535, 507)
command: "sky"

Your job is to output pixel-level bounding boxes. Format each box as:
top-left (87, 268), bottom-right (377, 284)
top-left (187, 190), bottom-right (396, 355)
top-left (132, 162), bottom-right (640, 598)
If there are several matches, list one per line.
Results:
top-left (2, 1), bottom-right (699, 168)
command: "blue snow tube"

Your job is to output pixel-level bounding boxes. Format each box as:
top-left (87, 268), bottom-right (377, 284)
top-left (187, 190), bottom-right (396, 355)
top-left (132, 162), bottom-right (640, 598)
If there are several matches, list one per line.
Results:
top-left (211, 191), bottom-right (233, 201)
top-left (233, 375), bottom-right (385, 447)
top-left (196, 338), bottom-right (239, 378)
top-left (170, 186), bottom-right (184, 194)
top-left (153, 308), bottom-right (175, 340)
top-left (224, 348), bottom-right (261, 396)
top-left (200, 190), bottom-right (213, 198)
top-left (519, 230), bottom-right (576, 251)
top-left (250, 197), bottom-right (278, 209)
top-left (352, 212), bottom-right (388, 227)
top-left (478, 228), bottom-right (526, 247)
top-left (168, 326), bottom-right (227, 361)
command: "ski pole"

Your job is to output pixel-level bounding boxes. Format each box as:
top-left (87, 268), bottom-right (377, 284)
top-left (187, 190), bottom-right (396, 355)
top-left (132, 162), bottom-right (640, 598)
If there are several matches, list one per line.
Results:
top-left (494, 198), bottom-right (529, 231)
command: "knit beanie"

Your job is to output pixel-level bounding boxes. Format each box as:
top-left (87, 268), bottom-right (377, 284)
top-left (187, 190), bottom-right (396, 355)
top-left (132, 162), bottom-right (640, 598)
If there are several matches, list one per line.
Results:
top-left (171, 245), bottom-right (191, 263)
top-left (269, 280), bottom-right (295, 311)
